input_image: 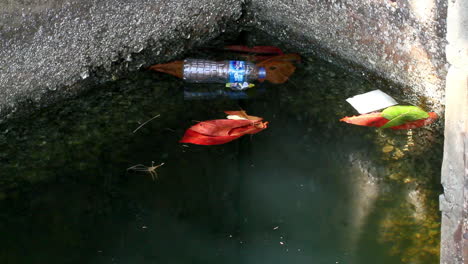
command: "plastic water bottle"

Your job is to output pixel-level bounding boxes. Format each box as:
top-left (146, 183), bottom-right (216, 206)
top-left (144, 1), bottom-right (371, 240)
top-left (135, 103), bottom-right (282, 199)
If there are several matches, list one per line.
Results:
top-left (182, 59), bottom-right (266, 84)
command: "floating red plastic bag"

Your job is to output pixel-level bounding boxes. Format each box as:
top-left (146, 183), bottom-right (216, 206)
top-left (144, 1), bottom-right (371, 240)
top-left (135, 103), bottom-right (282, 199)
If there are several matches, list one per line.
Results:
top-left (180, 111), bottom-right (268, 145)
top-left (179, 129), bottom-right (243, 145)
top-left (340, 112), bottom-right (389, 127)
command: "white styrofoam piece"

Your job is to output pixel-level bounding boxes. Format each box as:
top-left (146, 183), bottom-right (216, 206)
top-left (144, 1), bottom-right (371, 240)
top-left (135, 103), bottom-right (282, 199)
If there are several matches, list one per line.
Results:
top-left (346, 90), bottom-right (398, 114)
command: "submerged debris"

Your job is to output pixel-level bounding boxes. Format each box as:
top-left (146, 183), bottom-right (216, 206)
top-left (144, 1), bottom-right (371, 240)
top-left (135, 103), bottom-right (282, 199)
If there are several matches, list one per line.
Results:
top-left (127, 161), bottom-right (164, 181)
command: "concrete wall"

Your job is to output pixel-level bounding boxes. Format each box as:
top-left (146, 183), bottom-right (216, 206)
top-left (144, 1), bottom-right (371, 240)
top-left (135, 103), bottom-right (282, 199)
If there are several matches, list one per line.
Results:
top-left (0, 0), bottom-right (449, 116)
top-left (439, 0), bottom-right (468, 263)
top-left (0, 0), bottom-right (243, 118)
top-left (246, 0), bottom-right (448, 110)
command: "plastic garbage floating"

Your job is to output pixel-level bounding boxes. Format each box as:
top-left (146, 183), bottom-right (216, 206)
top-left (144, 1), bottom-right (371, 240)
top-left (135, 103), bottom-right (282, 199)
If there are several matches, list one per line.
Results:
top-left (149, 46), bottom-right (300, 89)
top-left (180, 111), bottom-right (268, 145)
top-left (346, 89), bottom-right (398, 114)
top-left (340, 106), bottom-right (438, 130)
top-left (343, 90), bottom-right (438, 130)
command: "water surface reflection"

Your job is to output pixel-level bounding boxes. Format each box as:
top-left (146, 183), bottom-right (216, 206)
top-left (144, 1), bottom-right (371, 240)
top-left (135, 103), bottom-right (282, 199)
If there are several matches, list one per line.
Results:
top-left (0, 56), bottom-right (442, 263)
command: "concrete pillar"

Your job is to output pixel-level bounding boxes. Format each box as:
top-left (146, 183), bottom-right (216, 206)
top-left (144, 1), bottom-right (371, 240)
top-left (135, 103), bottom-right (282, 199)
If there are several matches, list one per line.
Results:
top-left (440, 0), bottom-right (468, 263)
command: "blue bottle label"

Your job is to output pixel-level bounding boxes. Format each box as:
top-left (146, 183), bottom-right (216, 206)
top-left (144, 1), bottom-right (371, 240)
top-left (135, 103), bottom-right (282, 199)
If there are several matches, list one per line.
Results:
top-left (228, 61), bottom-right (246, 83)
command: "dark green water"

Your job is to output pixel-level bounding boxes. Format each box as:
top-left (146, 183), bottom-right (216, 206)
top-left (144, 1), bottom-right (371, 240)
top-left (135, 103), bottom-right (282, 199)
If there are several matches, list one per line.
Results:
top-left (0, 55), bottom-right (442, 263)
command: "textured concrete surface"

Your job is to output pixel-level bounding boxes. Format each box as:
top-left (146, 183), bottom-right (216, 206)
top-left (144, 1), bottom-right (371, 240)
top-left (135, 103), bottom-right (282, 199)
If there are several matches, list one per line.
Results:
top-left (0, 0), bottom-right (449, 118)
top-left (440, 0), bottom-right (468, 262)
top-left (0, 0), bottom-right (244, 118)
top-left (245, 0), bottom-right (448, 110)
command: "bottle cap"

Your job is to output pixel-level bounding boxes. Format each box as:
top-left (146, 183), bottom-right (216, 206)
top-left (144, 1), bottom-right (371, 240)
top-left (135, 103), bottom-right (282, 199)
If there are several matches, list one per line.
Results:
top-left (258, 67), bottom-right (266, 79)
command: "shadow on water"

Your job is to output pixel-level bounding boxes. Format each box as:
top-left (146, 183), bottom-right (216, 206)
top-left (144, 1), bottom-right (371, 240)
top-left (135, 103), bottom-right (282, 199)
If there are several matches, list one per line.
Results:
top-left (0, 53), bottom-right (442, 263)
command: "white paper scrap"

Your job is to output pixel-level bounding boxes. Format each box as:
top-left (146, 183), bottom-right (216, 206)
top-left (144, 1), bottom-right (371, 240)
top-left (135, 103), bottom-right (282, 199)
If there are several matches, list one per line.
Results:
top-left (226, 115), bottom-right (247, 120)
top-left (346, 90), bottom-right (398, 114)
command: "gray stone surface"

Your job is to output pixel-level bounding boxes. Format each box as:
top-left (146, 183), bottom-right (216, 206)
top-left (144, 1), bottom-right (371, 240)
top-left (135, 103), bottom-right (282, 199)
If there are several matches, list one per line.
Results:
top-left (0, 0), bottom-right (450, 118)
top-left (0, 0), bottom-right (244, 118)
top-left (440, 0), bottom-right (468, 263)
top-left (244, 0), bottom-right (448, 110)
top-left (440, 67), bottom-right (467, 264)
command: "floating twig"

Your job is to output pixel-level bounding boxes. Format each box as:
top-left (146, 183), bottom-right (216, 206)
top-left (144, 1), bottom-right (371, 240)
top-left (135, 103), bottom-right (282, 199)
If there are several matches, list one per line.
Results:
top-left (133, 114), bottom-right (160, 133)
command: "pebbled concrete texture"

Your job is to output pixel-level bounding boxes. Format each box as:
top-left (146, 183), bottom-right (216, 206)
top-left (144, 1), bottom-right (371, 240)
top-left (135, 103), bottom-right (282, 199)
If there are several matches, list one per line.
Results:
top-left (244, 0), bottom-right (448, 111)
top-left (0, 0), bottom-right (244, 118)
top-left (0, 0), bottom-right (449, 117)
top-left (439, 0), bottom-right (468, 263)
